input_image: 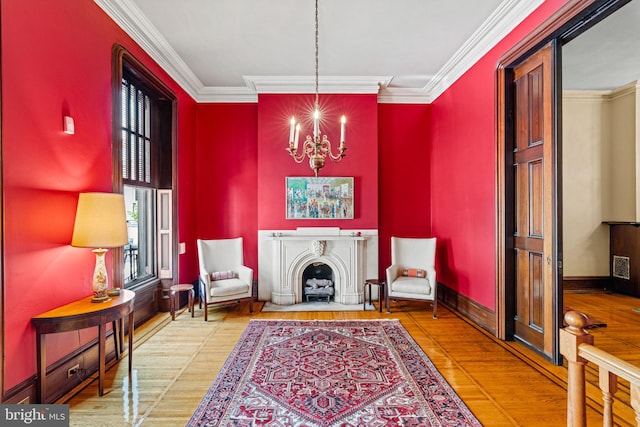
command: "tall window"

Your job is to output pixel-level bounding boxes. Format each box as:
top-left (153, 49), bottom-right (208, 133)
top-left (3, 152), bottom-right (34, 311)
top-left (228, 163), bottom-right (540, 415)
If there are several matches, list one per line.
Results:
top-left (121, 77), bottom-right (156, 286)
top-left (113, 45), bottom-right (176, 290)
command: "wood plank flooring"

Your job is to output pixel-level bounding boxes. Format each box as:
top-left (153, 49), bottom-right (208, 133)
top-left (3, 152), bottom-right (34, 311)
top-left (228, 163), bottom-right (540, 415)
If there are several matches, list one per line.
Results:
top-left (61, 293), bottom-right (639, 426)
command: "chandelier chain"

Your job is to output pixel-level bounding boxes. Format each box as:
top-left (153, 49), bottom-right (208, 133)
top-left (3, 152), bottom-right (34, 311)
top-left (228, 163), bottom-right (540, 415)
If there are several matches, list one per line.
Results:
top-left (285, 0), bottom-right (346, 177)
top-left (314, 0), bottom-right (319, 108)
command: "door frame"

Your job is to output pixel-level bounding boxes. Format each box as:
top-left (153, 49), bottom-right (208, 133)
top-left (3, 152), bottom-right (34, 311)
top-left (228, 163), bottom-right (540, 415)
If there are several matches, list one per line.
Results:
top-left (496, 0), bottom-right (631, 363)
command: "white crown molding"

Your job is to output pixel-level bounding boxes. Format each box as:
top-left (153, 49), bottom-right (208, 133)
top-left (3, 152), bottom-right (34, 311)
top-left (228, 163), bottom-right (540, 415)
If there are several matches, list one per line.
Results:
top-left (94, 0), bottom-right (203, 100)
top-left (424, 0), bottom-right (544, 103)
top-left (243, 76), bottom-right (393, 95)
top-left (377, 88), bottom-right (430, 104)
top-left (607, 80), bottom-right (640, 101)
top-left (197, 86), bottom-right (259, 103)
top-left (562, 90), bottom-right (611, 101)
top-left (94, 0), bottom-right (543, 104)
top-left (563, 80), bottom-right (640, 103)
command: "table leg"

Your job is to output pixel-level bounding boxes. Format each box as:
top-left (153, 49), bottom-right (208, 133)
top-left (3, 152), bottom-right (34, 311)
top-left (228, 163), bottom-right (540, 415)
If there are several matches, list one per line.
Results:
top-left (36, 332), bottom-right (45, 403)
top-left (119, 318), bottom-right (125, 357)
top-left (98, 322), bottom-right (106, 396)
top-left (363, 283), bottom-right (367, 310)
top-left (189, 288), bottom-right (194, 318)
top-left (128, 311), bottom-right (134, 375)
top-left (112, 321), bottom-right (120, 360)
top-left (170, 290), bottom-right (176, 320)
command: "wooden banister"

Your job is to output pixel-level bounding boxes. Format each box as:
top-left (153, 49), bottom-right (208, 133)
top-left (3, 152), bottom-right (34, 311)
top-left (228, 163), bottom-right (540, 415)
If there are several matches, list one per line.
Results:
top-left (560, 310), bottom-right (640, 426)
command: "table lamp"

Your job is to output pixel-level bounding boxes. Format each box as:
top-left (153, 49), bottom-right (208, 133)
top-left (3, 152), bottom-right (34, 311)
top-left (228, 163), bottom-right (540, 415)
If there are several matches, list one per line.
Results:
top-left (71, 192), bottom-right (129, 302)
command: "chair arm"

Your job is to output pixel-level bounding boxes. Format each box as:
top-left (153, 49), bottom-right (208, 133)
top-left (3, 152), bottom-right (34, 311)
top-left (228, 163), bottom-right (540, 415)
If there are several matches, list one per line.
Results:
top-left (386, 264), bottom-right (401, 285)
top-left (426, 267), bottom-right (436, 290)
top-left (199, 274), bottom-right (211, 303)
top-left (237, 265), bottom-right (254, 287)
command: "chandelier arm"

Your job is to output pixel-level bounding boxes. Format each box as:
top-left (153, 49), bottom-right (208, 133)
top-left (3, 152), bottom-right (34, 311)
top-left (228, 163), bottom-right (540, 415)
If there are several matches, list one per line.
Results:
top-left (287, 143), bottom-right (307, 163)
top-left (291, 153), bottom-right (306, 163)
top-left (319, 138), bottom-right (346, 162)
top-left (304, 139), bottom-right (318, 158)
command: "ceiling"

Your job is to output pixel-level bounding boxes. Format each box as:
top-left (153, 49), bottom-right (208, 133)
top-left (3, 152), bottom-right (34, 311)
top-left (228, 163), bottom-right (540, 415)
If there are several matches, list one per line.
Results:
top-left (96, 0), bottom-right (545, 102)
top-left (563, 0), bottom-right (640, 91)
top-left (95, 0), bottom-right (640, 103)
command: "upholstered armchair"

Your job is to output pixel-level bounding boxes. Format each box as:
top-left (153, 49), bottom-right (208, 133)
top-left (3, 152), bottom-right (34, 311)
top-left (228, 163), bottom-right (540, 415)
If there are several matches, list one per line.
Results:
top-left (385, 237), bottom-right (437, 318)
top-left (196, 238), bottom-right (254, 321)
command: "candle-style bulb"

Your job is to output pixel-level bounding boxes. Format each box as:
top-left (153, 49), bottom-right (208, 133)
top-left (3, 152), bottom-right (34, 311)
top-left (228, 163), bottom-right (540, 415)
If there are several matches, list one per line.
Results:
top-left (289, 117), bottom-right (296, 143)
top-left (294, 124), bottom-right (300, 149)
top-left (313, 109), bottom-right (320, 139)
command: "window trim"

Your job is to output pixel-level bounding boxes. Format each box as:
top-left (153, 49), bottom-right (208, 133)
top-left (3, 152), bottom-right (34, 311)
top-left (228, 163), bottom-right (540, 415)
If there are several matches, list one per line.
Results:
top-left (112, 44), bottom-right (178, 290)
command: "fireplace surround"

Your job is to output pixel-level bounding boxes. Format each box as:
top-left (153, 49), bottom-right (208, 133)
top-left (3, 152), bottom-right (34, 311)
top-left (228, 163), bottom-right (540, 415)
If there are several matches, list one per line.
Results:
top-left (258, 228), bottom-right (378, 305)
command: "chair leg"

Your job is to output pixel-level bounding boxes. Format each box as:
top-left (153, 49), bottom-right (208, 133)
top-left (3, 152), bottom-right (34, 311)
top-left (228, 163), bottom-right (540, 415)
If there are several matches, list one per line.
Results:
top-left (199, 279), bottom-right (208, 321)
top-left (385, 290), bottom-right (390, 313)
top-left (249, 297), bottom-right (254, 314)
top-left (433, 287), bottom-right (438, 319)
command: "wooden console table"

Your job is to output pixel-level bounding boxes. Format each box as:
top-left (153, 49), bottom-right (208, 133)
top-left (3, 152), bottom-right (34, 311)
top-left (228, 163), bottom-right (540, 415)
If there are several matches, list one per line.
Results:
top-left (31, 289), bottom-right (135, 403)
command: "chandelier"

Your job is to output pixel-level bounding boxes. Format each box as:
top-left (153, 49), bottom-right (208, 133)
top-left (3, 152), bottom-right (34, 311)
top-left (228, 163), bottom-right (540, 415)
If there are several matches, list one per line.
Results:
top-left (287, 0), bottom-right (346, 177)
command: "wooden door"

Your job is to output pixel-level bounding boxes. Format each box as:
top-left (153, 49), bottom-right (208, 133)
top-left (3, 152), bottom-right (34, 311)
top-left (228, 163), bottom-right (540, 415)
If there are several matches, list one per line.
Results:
top-left (512, 43), bottom-right (556, 358)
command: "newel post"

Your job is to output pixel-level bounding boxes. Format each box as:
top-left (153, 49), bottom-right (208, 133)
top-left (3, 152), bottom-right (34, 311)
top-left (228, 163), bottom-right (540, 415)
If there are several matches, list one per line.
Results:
top-left (560, 310), bottom-right (595, 427)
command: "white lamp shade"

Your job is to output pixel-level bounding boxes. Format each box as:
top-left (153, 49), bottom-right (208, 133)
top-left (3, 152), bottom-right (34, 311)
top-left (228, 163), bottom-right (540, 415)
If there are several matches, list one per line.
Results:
top-left (71, 192), bottom-right (129, 248)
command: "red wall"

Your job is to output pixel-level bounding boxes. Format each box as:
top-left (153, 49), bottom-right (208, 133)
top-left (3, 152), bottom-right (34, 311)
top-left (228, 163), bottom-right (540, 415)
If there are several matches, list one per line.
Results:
top-left (378, 103), bottom-right (432, 277)
top-left (257, 94), bottom-right (379, 231)
top-left (193, 98), bottom-right (433, 285)
top-left (195, 104), bottom-right (259, 273)
top-left (430, 0), bottom-right (569, 309)
top-left (1, 0), bottom-right (197, 390)
top-left (194, 94), bottom-right (384, 281)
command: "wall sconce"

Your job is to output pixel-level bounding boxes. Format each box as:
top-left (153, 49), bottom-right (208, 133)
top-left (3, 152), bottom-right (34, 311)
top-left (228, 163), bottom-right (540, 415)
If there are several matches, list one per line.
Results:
top-left (71, 192), bottom-right (128, 302)
top-left (63, 116), bottom-right (75, 135)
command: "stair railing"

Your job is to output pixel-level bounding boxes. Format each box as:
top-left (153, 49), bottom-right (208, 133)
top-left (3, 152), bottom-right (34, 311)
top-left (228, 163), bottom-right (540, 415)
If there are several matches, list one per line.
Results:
top-left (560, 310), bottom-right (640, 426)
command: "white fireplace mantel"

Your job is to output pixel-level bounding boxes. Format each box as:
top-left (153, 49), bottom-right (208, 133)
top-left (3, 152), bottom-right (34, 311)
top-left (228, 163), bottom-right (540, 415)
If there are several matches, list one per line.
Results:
top-left (269, 235), bottom-right (368, 242)
top-left (258, 228), bottom-right (378, 304)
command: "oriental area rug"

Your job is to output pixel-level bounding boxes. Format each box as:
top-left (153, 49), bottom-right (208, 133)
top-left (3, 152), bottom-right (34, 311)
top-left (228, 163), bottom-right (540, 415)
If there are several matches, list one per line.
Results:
top-left (188, 319), bottom-right (482, 426)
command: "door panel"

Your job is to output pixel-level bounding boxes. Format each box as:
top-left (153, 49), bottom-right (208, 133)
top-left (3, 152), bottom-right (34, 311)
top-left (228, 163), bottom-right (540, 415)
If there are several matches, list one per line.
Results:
top-left (512, 43), bottom-right (556, 357)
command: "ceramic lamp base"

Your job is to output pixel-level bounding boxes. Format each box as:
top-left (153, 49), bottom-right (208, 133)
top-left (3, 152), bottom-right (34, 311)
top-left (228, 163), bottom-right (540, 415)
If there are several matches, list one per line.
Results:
top-left (91, 248), bottom-right (110, 303)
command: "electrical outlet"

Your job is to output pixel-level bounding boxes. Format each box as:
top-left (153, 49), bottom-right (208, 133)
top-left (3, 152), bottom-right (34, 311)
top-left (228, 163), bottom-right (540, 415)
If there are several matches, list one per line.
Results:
top-left (18, 396), bottom-right (29, 404)
top-left (68, 364), bottom-right (80, 378)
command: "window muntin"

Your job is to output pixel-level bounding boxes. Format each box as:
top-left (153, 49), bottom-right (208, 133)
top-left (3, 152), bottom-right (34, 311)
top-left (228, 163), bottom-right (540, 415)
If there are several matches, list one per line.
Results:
top-left (121, 76), bottom-right (157, 287)
top-left (121, 79), bottom-right (152, 185)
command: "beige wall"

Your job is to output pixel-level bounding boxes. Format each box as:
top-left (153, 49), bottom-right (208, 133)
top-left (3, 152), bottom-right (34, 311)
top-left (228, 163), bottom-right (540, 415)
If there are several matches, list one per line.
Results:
top-left (563, 82), bottom-right (639, 277)
top-left (605, 83), bottom-right (638, 221)
top-left (563, 91), bottom-right (610, 276)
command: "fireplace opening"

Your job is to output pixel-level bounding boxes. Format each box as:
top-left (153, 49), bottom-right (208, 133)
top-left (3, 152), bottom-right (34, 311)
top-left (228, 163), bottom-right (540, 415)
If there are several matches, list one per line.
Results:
top-left (302, 262), bottom-right (334, 303)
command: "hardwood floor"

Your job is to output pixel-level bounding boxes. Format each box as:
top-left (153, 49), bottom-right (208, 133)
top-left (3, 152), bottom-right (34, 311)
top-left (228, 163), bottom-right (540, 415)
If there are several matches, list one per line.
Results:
top-left (563, 290), bottom-right (640, 365)
top-left (61, 294), bottom-right (638, 426)
top-left (563, 289), bottom-right (640, 424)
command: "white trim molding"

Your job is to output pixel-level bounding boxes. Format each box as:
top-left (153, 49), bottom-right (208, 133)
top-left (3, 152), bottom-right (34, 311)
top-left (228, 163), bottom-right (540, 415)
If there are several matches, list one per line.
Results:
top-left (95, 0), bottom-right (543, 104)
top-left (243, 76), bottom-right (392, 95)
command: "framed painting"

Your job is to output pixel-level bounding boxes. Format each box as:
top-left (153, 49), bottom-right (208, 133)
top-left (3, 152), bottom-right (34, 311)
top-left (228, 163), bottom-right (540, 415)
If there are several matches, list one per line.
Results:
top-left (286, 177), bottom-right (354, 219)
